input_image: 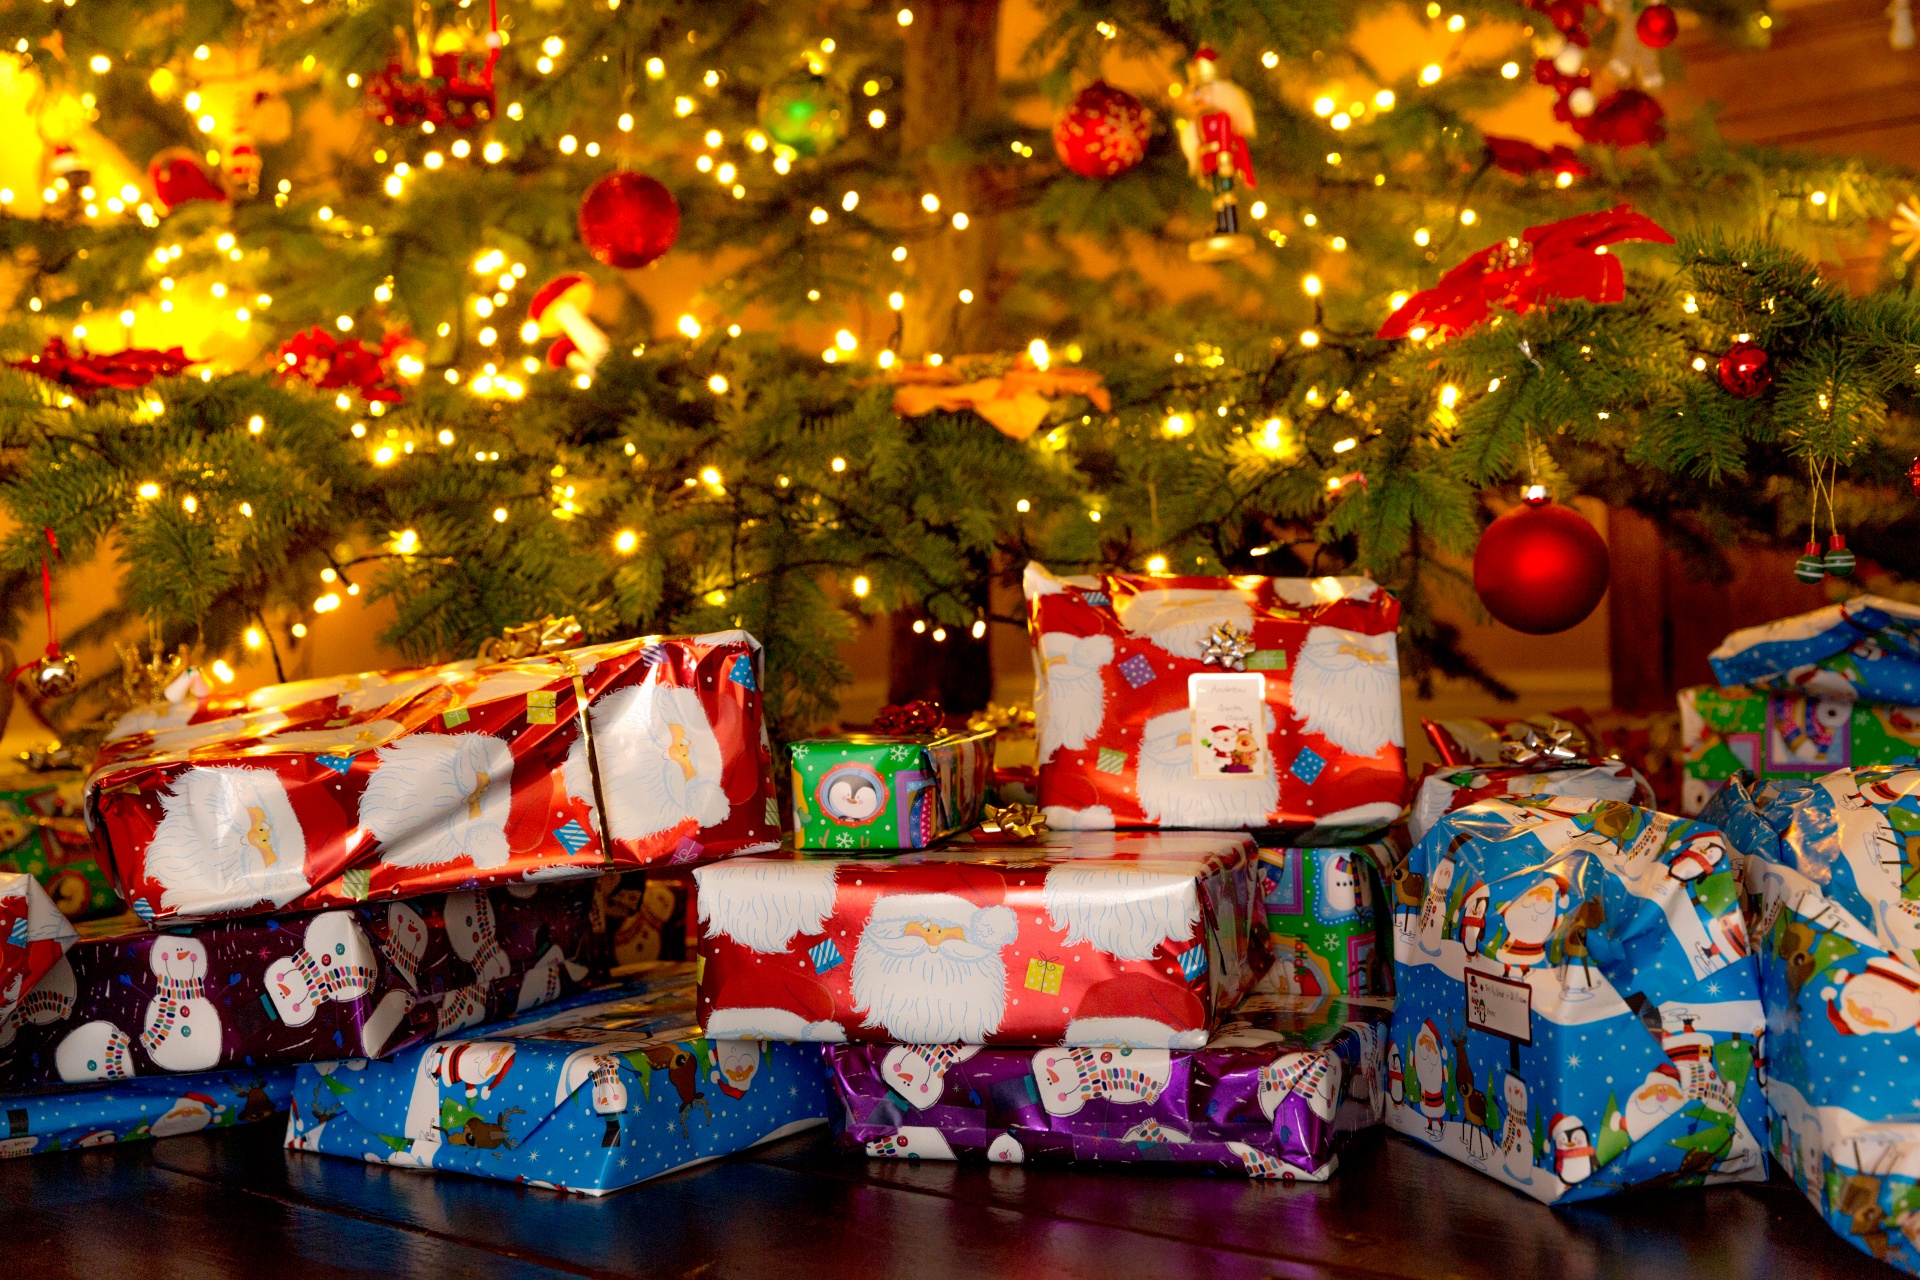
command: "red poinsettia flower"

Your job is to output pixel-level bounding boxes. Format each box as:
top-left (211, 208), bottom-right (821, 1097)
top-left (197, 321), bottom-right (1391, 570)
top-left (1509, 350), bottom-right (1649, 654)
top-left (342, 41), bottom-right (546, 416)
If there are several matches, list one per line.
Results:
top-left (274, 326), bottom-right (409, 402)
top-left (1377, 203), bottom-right (1674, 342)
top-left (1483, 136), bottom-right (1590, 181)
top-left (8, 336), bottom-right (193, 395)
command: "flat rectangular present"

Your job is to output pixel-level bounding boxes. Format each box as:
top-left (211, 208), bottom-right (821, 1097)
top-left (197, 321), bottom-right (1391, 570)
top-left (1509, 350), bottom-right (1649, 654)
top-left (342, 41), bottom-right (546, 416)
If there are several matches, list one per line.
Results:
top-left (1678, 685), bottom-right (1920, 815)
top-left (0, 772), bottom-right (119, 920)
top-left (0, 1066), bottom-right (293, 1159)
top-left (1709, 596), bottom-right (1920, 704)
top-left (1023, 563), bottom-right (1405, 841)
top-left (85, 633), bottom-right (781, 924)
top-left (692, 831), bottom-right (1265, 1048)
top-left (0, 881), bottom-right (596, 1091)
top-left (828, 992), bottom-right (1387, 1179)
top-left (1409, 761), bottom-right (1655, 843)
top-left (284, 974), bottom-right (832, 1196)
top-left (1254, 844), bottom-right (1393, 999)
top-left (1388, 795), bottom-right (1768, 1205)
top-left (789, 726), bottom-right (993, 850)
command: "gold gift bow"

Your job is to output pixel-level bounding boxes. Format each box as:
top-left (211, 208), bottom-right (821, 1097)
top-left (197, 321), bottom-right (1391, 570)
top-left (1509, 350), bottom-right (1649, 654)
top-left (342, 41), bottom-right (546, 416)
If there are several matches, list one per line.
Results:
top-left (980, 801), bottom-right (1048, 840)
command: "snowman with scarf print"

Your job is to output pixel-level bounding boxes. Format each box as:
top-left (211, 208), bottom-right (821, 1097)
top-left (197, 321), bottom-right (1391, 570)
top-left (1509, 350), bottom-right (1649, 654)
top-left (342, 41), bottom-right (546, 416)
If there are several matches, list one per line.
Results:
top-left (142, 936), bottom-right (221, 1072)
top-left (1498, 1072), bottom-right (1535, 1185)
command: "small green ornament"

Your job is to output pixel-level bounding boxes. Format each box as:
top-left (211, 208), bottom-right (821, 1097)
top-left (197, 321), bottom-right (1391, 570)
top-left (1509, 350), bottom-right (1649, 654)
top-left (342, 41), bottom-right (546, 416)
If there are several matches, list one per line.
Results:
top-left (1823, 534), bottom-right (1856, 578)
top-left (1794, 540), bottom-right (1827, 584)
top-left (758, 67), bottom-right (849, 158)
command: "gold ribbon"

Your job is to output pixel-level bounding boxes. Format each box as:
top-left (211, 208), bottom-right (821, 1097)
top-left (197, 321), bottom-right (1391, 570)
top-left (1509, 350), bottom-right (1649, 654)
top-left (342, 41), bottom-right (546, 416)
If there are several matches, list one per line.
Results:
top-left (979, 802), bottom-right (1048, 841)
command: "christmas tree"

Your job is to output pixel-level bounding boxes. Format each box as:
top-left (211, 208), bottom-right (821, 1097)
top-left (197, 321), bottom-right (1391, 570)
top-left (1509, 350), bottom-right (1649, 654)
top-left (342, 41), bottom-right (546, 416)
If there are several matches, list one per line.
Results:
top-left (2, 0), bottom-right (1917, 739)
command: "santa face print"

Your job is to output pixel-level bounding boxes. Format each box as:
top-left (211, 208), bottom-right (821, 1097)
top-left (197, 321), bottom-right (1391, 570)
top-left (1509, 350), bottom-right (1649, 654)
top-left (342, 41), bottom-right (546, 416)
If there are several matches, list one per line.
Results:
top-left (850, 896), bottom-right (1017, 1043)
top-left (359, 734), bottom-right (515, 871)
top-left (1831, 968), bottom-right (1920, 1035)
top-left (713, 1040), bottom-right (762, 1096)
top-left (1036, 631), bottom-right (1114, 762)
top-left (695, 860), bottom-right (840, 954)
top-left (143, 766), bottom-right (311, 915)
top-left (1114, 589), bottom-right (1255, 661)
top-left (1290, 626), bottom-right (1402, 758)
top-left (1135, 707), bottom-right (1278, 830)
top-left (565, 678), bottom-right (731, 844)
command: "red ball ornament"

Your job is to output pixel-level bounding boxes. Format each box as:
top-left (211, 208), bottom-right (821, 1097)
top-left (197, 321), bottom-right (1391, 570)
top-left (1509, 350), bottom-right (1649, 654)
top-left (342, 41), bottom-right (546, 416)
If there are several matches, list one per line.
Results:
top-left (1635, 3), bottom-right (1680, 48)
top-left (1717, 342), bottom-right (1772, 398)
top-left (578, 172), bottom-right (681, 269)
top-left (1472, 491), bottom-right (1612, 635)
top-left (1052, 80), bottom-right (1153, 179)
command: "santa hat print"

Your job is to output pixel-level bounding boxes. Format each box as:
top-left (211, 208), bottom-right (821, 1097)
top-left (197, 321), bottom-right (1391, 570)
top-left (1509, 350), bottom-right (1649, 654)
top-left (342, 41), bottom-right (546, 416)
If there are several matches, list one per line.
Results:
top-left (868, 864), bottom-right (1018, 949)
top-left (1062, 972), bottom-right (1208, 1049)
top-left (703, 970), bottom-right (847, 1042)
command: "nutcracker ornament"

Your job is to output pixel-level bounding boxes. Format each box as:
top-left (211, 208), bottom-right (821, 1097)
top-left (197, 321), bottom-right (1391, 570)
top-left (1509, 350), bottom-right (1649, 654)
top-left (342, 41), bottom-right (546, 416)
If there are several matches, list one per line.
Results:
top-left (1176, 48), bottom-right (1257, 263)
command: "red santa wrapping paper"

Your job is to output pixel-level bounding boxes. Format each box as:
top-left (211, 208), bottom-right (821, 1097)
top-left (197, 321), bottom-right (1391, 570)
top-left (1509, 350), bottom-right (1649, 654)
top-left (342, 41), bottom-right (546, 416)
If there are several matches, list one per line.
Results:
top-left (85, 633), bottom-right (780, 924)
top-left (0, 873), bottom-right (76, 1030)
top-left (1024, 564), bottom-right (1406, 838)
top-left (692, 831), bottom-right (1265, 1048)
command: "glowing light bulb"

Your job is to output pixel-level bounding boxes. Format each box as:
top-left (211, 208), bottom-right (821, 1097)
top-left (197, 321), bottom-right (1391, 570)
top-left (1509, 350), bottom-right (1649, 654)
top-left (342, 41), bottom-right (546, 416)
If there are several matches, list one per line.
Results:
top-left (614, 529), bottom-right (639, 553)
top-left (920, 193), bottom-right (940, 213)
top-left (709, 374), bottom-right (729, 394)
top-left (1146, 555), bottom-right (1168, 572)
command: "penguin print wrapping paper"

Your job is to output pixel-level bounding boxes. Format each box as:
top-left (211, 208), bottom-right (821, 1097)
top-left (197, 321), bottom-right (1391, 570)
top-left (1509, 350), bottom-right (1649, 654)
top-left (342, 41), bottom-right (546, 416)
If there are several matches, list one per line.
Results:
top-left (1703, 768), bottom-right (1920, 1275)
top-left (788, 726), bottom-right (995, 851)
top-left (1388, 795), bottom-right (1768, 1205)
top-left (828, 994), bottom-right (1387, 1179)
top-left (1022, 564), bottom-right (1406, 841)
top-left (0, 881), bottom-right (596, 1091)
top-left (692, 831), bottom-right (1265, 1048)
top-left (284, 974), bottom-right (832, 1196)
top-left (0, 1066), bottom-right (293, 1159)
top-left (84, 633), bottom-right (781, 925)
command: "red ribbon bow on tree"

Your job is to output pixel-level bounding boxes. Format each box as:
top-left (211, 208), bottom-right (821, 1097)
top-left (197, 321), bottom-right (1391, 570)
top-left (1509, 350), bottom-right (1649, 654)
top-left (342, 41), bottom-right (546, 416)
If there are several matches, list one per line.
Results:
top-left (1483, 136), bottom-right (1590, 181)
top-left (275, 327), bottom-right (417, 403)
top-left (1377, 203), bottom-right (1674, 342)
top-left (9, 337), bottom-right (193, 396)
top-left (871, 700), bottom-right (944, 736)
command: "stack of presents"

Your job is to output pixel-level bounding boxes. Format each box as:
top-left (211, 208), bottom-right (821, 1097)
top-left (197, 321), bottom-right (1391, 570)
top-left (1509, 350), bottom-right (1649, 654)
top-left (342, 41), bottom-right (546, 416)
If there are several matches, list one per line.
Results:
top-left (4, 573), bottom-right (1919, 1269)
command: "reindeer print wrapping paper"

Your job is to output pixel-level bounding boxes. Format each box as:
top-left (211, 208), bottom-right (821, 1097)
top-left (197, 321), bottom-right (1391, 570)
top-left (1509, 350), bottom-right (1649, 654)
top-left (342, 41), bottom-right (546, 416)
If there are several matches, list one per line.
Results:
top-left (1388, 795), bottom-right (1767, 1205)
top-left (1023, 564), bottom-right (1406, 841)
top-left (0, 1066), bottom-right (292, 1159)
top-left (692, 831), bottom-right (1265, 1048)
top-left (284, 973), bottom-right (831, 1195)
top-left (1680, 685), bottom-right (1920, 817)
top-left (1703, 768), bottom-right (1920, 1275)
top-left (84, 633), bottom-right (781, 925)
top-left (828, 993), bottom-right (1387, 1178)
top-left (0, 881), bottom-right (596, 1092)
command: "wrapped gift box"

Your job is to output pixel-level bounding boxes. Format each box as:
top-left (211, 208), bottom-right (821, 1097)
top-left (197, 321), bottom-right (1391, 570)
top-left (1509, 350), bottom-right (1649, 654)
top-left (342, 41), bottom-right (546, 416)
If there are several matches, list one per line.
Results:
top-left (0, 1067), bottom-right (293, 1159)
top-left (85, 633), bottom-right (781, 924)
top-left (1409, 761), bottom-right (1655, 843)
top-left (692, 831), bottom-right (1265, 1048)
top-left (1254, 844), bottom-right (1393, 999)
top-left (1703, 769), bottom-right (1920, 1275)
top-left (1710, 597), bottom-right (1920, 705)
top-left (789, 727), bottom-right (993, 850)
top-left (284, 974), bottom-right (832, 1195)
top-left (1679, 685), bottom-right (1920, 815)
top-left (0, 773), bottom-right (118, 920)
top-left (1023, 564), bottom-right (1405, 841)
top-left (0, 881), bottom-right (596, 1091)
top-left (828, 992), bottom-right (1387, 1178)
top-left (0, 872), bottom-right (76, 1033)
top-left (1388, 795), bottom-right (1768, 1205)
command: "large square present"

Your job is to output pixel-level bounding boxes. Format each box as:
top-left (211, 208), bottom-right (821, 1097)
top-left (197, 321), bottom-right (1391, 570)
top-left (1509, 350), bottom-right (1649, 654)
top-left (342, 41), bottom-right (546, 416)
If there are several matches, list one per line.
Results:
top-left (789, 726), bottom-right (993, 850)
top-left (85, 633), bottom-right (781, 924)
top-left (0, 1066), bottom-right (293, 1159)
top-left (692, 831), bottom-right (1265, 1048)
top-left (1022, 564), bottom-right (1405, 840)
top-left (1388, 795), bottom-right (1768, 1204)
top-left (1254, 844), bottom-right (1393, 999)
top-left (284, 974), bottom-right (832, 1195)
top-left (1709, 597), bottom-right (1920, 705)
top-left (0, 772), bottom-right (119, 920)
top-left (1409, 761), bottom-right (1655, 843)
top-left (0, 881), bottom-right (596, 1090)
top-left (1679, 685), bottom-right (1919, 815)
top-left (827, 992), bottom-right (1388, 1179)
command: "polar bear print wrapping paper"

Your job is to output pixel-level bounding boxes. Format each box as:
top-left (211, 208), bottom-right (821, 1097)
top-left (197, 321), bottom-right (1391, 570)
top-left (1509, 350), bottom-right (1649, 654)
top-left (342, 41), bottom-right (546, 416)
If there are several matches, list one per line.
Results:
top-left (84, 634), bottom-right (780, 924)
top-left (1387, 794), bottom-right (1768, 1205)
top-left (1023, 564), bottom-right (1405, 839)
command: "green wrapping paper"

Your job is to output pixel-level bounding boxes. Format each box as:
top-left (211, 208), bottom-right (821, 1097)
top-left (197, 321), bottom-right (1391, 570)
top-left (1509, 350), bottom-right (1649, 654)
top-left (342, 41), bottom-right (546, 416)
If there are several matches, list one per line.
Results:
top-left (0, 773), bottom-right (117, 921)
top-left (790, 727), bottom-right (993, 850)
top-left (1256, 845), bottom-right (1394, 999)
top-left (1678, 685), bottom-right (1920, 815)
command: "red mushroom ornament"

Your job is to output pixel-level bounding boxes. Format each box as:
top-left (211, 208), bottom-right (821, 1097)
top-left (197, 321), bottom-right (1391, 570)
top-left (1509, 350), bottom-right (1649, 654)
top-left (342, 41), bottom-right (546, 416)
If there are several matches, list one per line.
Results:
top-left (528, 274), bottom-right (608, 372)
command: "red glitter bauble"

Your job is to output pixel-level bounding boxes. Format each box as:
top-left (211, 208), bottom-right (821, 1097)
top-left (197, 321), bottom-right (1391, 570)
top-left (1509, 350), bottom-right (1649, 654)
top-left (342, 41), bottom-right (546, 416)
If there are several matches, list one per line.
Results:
top-left (1473, 495), bottom-right (1611, 635)
top-left (1052, 81), bottom-right (1153, 179)
top-left (578, 172), bottom-right (681, 269)
top-left (1717, 342), bottom-right (1772, 398)
top-left (1636, 4), bottom-right (1680, 48)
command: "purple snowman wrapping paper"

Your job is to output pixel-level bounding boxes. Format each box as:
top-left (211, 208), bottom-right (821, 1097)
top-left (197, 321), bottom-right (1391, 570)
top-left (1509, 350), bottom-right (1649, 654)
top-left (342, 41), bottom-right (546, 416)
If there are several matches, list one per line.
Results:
top-left (827, 994), bottom-right (1388, 1179)
top-left (0, 880), bottom-right (598, 1092)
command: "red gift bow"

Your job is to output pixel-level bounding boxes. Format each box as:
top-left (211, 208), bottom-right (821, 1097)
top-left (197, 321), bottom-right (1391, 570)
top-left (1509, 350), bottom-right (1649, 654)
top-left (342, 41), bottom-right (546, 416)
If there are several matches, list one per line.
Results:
top-left (1377, 203), bottom-right (1673, 342)
top-left (275, 326), bottom-right (415, 403)
top-left (871, 700), bottom-right (944, 735)
top-left (9, 336), bottom-right (193, 395)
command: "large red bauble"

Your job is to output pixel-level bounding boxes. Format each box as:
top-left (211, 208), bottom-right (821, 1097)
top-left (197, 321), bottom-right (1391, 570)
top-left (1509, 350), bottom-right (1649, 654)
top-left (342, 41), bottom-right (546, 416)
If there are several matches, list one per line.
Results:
top-left (1636, 3), bottom-right (1679, 48)
top-left (1472, 495), bottom-right (1611, 634)
top-left (1052, 80), bottom-right (1153, 179)
top-left (1717, 342), bottom-right (1771, 398)
top-left (578, 171), bottom-right (681, 269)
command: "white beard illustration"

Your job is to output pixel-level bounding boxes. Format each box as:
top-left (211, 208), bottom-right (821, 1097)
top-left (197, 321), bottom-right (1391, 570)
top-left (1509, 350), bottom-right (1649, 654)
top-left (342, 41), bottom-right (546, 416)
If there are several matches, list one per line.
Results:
top-left (143, 766), bottom-right (311, 916)
top-left (360, 733), bottom-right (515, 870)
top-left (694, 860), bottom-right (840, 953)
top-left (565, 677), bottom-right (730, 843)
top-left (1291, 626), bottom-right (1402, 758)
top-left (1036, 632), bottom-right (1114, 762)
top-left (1041, 805), bottom-right (1115, 831)
top-left (1115, 589), bottom-right (1255, 661)
top-left (850, 911), bottom-right (1013, 1042)
top-left (1135, 708), bottom-right (1277, 829)
top-left (1043, 863), bottom-right (1199, 960)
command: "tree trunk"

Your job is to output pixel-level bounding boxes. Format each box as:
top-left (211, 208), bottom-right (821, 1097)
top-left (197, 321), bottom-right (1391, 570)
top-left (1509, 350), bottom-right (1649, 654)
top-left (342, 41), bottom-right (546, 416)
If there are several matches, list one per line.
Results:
top-left (887, 611), bottom-right (994, 714)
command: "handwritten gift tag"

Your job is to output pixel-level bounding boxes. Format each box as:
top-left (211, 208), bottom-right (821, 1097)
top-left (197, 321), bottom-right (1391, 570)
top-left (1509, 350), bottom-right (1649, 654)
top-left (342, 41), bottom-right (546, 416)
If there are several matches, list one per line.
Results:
top-left (1189, 673), bottom-right (1269, 779)
top-left (1465, 968), bottom-right (1534, 1043)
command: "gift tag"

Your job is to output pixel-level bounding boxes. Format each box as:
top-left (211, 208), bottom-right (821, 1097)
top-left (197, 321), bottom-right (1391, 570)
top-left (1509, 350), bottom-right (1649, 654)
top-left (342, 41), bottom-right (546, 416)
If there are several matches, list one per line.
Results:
top-left (1188, 673), bottom-right (1269, 778)
top-left (1465, 968), bottom-right (1533, 1044)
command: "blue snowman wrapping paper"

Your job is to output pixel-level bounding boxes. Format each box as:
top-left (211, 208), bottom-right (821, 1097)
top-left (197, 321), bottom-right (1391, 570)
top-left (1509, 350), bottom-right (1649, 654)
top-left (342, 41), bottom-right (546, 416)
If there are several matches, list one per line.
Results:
top-left (1387, 794), bottom-right (1767, 1205)
top-left (1, 1067), bottom-right (292, 1159)
top-left (1710, 596), bottom-right (1920, 705)
top-left (1703, 768), bottom-right (1920, 1274)
top-left (284, 974), bottom-right (832, 1195)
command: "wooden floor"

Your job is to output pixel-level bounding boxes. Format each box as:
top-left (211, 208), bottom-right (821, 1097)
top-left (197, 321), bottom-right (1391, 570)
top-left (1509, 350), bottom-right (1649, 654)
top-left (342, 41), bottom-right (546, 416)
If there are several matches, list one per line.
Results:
top-left (5, 1121), bottom-right (1902, 1278)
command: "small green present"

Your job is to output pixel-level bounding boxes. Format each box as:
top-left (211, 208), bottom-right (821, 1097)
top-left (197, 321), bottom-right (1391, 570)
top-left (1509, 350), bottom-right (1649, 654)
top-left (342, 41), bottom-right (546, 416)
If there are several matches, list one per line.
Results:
top-left (790, 726), bottom-right (993, 851)
top-left (1678, 685), bottom-right (1920, 814)
top-left (1255, 843), bottom-right (1393, 999)
top-left (0, 771), bottom-right (119, 920)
